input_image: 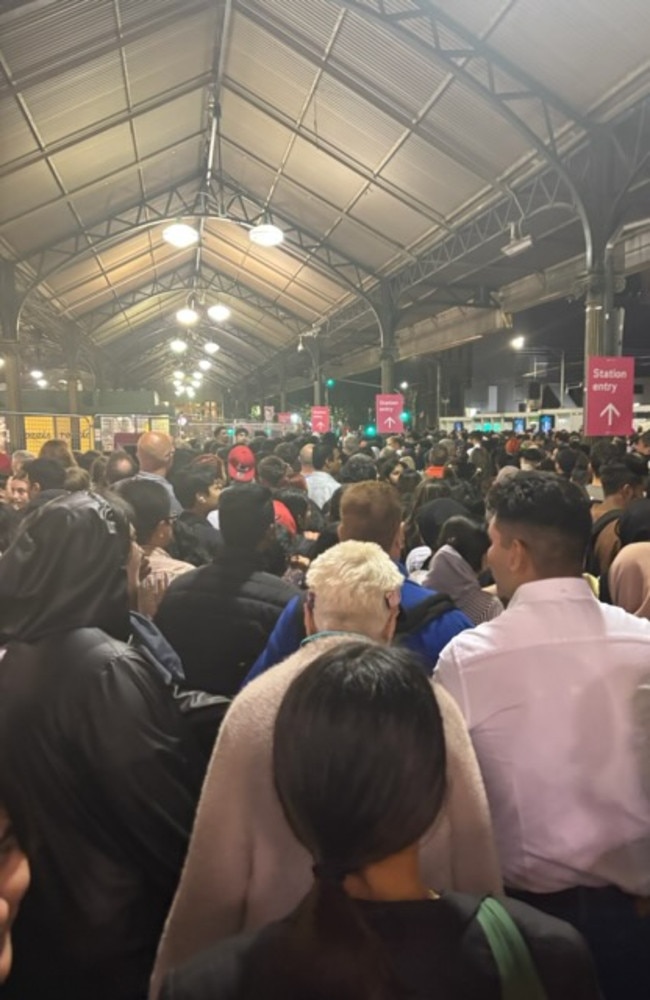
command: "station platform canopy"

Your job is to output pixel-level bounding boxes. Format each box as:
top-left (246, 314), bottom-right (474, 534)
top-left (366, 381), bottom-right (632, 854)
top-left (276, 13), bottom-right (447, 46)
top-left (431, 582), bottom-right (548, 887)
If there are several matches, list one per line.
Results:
top-left (1, 0), bottom-right (649, 403)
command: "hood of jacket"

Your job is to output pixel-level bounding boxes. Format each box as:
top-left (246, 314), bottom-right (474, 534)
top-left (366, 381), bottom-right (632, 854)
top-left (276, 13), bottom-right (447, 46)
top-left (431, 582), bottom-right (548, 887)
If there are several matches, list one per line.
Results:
top-left (424, 544), bottom-right (480, 605)
top-left (0, 491), bottom-right (131, 644)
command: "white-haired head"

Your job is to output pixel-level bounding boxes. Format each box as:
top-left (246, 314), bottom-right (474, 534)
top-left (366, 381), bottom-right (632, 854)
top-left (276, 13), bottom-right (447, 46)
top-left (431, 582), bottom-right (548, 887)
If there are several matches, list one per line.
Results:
top-left (305, 540), bottom-right (403, 642)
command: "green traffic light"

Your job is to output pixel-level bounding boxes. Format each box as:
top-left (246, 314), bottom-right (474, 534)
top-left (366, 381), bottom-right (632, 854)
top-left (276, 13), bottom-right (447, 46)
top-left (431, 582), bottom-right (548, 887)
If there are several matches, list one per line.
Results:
top-left (400, 411), bottom-right (410, 422)
top-left (365, 424), bottom-right (377, 436)
top-left (325, 378), bottom-right (335, 388)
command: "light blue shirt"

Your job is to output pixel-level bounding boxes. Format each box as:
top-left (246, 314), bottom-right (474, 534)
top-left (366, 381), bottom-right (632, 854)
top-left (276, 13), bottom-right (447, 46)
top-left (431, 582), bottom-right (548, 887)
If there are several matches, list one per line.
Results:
top-left (133, 471), bottom-right (182, 515)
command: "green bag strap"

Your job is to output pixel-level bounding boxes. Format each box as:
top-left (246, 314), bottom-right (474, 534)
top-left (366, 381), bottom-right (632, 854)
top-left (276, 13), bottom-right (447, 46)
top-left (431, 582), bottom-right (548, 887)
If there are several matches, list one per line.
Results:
top-left (476, 897), bottom-right (548, 1000)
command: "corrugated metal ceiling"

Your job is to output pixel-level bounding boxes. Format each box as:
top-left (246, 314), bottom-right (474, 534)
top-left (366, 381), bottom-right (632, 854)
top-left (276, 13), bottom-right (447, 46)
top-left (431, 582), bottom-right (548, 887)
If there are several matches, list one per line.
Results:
top-left (0, 0), bottom-right (649, 393)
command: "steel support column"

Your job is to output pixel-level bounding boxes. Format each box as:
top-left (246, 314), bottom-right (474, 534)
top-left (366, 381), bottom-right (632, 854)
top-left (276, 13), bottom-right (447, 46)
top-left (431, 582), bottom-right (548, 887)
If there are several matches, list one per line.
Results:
top-left (305, 338), bottom-right (322, 406)
top-left (277, 357), bottom-right (287, 412)
top-left (378, 280), bottom-right (399, 395)
top-left (66, 371), bottom-right (80, 449)
top-left (1, 344), bottom-right (24, 449)
top-left (380, 346), bottom-right (396, 396)
top-left (0, 263), bottom-right (23, 448)
top-left (584, 267), bottom-right (607, 378)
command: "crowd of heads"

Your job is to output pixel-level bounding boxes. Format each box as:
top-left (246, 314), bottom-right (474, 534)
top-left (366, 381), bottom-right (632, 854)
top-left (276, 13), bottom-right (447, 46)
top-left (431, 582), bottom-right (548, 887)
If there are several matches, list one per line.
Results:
top-left (0, 416), bottom-right (649, 997)
top-left (2, 422), bottom-right (650, 595)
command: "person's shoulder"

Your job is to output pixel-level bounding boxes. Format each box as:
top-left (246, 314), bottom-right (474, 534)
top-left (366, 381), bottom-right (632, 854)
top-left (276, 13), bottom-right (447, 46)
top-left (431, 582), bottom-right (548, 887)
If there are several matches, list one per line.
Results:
top-left (234, 638), bottom-right (344, 716)
top-left (497, 896), bottom-right (600, 996)
top-left (159, 928), bottom-right (267, 1000)
top-left (440, 893), bottom-right (598, 997)
top-left (599, 600), bottom-right (650, 636)
top-left (162, 562), bottom-right (205, 590)
top-left (438, 611), bottom-right (506, 664)
top-left (2, 628), bottom-right (133, 690)
top-left (51, 627), bottom-right (136, 675)
top-left (399, 577), bottom-right (430, 606)
top-left (246, 571), bottom-right (301, 603)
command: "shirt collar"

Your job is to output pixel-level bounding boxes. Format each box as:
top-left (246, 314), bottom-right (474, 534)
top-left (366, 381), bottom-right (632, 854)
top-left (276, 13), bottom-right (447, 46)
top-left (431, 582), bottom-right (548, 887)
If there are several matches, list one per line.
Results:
top-left (508, 576), bottom-right (594, 609)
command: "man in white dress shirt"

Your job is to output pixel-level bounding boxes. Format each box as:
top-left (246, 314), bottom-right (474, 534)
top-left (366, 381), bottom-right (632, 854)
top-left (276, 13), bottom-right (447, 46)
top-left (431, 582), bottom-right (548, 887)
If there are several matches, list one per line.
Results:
top-left (303, 441), bottom-right (341, 510)
top-left (436, 471), bottom-right (650, 1000)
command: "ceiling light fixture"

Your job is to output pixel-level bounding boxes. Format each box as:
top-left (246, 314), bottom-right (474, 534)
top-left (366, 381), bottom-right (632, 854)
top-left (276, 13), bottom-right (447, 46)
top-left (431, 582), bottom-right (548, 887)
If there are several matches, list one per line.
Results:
top-left (163, 221), bottom-right (200, 248)
top-left (204, 341), bottom-right (220, 354)
top-left (170, 338), bottom-right (188, 354)
top-left (297, 325), bottom-right (320, 353)
top-left (248, 222), bottom-right (284, 248)
top-left (162, 103), bottom-right (284, 254)
top-left (30, 369), bottom-right (44, 379)
top-left (36, 378), bottom-right (48, 388)
top-left (198, 359), bottom-right (211, 371)
top-left (501, 222), bottom-right (533, 257)
top-left (207, 302), bottom-right (231, 322)
top-left (176, 305), bottom-right (200, 326)
top-left (186, 387), bottom-right (196, 399)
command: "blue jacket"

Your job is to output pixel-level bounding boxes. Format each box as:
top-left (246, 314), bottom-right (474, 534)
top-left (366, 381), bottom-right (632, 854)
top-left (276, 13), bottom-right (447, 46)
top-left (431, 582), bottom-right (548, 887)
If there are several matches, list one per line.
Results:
top-left (243, 576), bottom-right (472, 687)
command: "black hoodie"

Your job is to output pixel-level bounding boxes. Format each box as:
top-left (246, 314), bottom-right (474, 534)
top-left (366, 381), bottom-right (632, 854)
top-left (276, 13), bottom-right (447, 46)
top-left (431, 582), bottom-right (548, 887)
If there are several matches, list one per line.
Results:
top-left (0, 492), bottom-right (205, 1000)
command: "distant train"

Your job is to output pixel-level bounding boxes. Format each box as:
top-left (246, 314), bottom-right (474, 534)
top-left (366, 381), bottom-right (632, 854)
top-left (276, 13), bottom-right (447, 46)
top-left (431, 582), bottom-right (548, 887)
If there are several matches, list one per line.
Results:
top-left (438, 408), bottom-right (650, 435)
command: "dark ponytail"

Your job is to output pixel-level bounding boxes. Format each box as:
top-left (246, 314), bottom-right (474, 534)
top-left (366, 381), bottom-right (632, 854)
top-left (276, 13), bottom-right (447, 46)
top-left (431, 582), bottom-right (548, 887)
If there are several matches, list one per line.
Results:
top-left (242, 876), bottom-right (395, 1000)
top-left (243, 641), bottom-right (447, 1000)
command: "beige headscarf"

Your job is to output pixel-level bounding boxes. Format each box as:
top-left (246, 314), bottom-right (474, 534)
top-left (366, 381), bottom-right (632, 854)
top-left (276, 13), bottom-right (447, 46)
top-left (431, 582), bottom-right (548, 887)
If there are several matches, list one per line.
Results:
top-left (609, 542), bottom-right (650, 619)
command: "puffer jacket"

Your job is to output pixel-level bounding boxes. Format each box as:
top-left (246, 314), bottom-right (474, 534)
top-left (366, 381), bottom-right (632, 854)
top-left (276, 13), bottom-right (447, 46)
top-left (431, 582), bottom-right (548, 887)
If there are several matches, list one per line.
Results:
top-left (155, 548), bottom-right (299, 696)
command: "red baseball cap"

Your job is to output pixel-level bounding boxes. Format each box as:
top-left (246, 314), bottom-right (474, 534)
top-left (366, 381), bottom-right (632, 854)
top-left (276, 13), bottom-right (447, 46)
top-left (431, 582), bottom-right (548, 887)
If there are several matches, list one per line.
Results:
top-left (228, 445), bottom-right (256, 483)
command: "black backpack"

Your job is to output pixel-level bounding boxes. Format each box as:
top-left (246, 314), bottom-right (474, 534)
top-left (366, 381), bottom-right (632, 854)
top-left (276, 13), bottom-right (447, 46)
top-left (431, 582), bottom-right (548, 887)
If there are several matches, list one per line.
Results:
top-left (585, 509), bottom-right (621, 578)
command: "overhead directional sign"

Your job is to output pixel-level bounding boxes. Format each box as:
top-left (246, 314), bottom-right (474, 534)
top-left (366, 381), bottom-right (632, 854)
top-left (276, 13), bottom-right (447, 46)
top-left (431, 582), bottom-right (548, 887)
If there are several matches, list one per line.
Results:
top-left (585, 356), bottom-right (634, 436)
top-left (311, 405), bottom-right (331, 433)
top-left (263, 405), bottom-right (275, 423)
top-left (376, 394), bottom-right (404, 434)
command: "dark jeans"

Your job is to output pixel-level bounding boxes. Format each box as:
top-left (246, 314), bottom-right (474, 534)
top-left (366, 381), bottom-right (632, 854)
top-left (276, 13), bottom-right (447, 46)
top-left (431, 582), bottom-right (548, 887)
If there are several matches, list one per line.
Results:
top-left (507, 885), bottom-right (650, 1000)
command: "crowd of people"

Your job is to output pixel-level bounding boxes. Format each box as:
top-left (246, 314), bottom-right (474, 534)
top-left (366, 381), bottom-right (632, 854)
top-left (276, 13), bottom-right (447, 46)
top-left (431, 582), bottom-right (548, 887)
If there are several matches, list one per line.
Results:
top-left (0, 420), bottom-right (649, 999)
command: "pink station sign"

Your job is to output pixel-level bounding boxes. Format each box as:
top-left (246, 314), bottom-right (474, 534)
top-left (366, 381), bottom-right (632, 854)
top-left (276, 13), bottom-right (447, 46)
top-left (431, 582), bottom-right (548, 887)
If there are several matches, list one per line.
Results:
top-left (376, 393), bottom-right (404, 434)
top-left (585, 356), bottom-right (634, 437)
top-left (310, 405), bottom-right (331, 433)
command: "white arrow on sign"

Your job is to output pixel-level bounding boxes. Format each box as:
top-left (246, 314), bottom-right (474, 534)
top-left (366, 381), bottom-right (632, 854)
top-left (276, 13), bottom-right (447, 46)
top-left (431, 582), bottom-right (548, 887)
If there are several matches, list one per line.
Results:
top-left (599, 402), bottom-right (620, 427)
top-left (384, 416), bottom-right (396, 427)
top-left (314, 421), bottom-right (325, 431)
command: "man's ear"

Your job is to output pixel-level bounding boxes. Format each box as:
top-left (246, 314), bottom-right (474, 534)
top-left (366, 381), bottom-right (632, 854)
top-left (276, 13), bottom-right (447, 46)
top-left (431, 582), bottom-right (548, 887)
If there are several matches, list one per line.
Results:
top-left (389, 522), bottom-right (404, 559)
top-left (381, 606), bottom-right (400, 643)
top-left (155, 518), bottom-right (172, 545)
top-left (509, 537), bottom-right (529, 576)
top-left (304, 601), bottom-right (316, 636)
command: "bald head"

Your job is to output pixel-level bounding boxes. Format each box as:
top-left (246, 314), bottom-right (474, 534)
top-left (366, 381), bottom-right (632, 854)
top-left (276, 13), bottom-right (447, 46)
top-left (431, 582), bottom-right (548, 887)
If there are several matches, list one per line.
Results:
top-left (299, 443), bottom-right (315, 472)
top-left (137, 432), bottom-right (175, 474)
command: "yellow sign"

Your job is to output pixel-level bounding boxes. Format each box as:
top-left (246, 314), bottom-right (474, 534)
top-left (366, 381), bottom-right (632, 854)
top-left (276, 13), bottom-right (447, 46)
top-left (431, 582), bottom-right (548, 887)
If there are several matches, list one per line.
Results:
top-left (23, 414), bottom-right (94, 456)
